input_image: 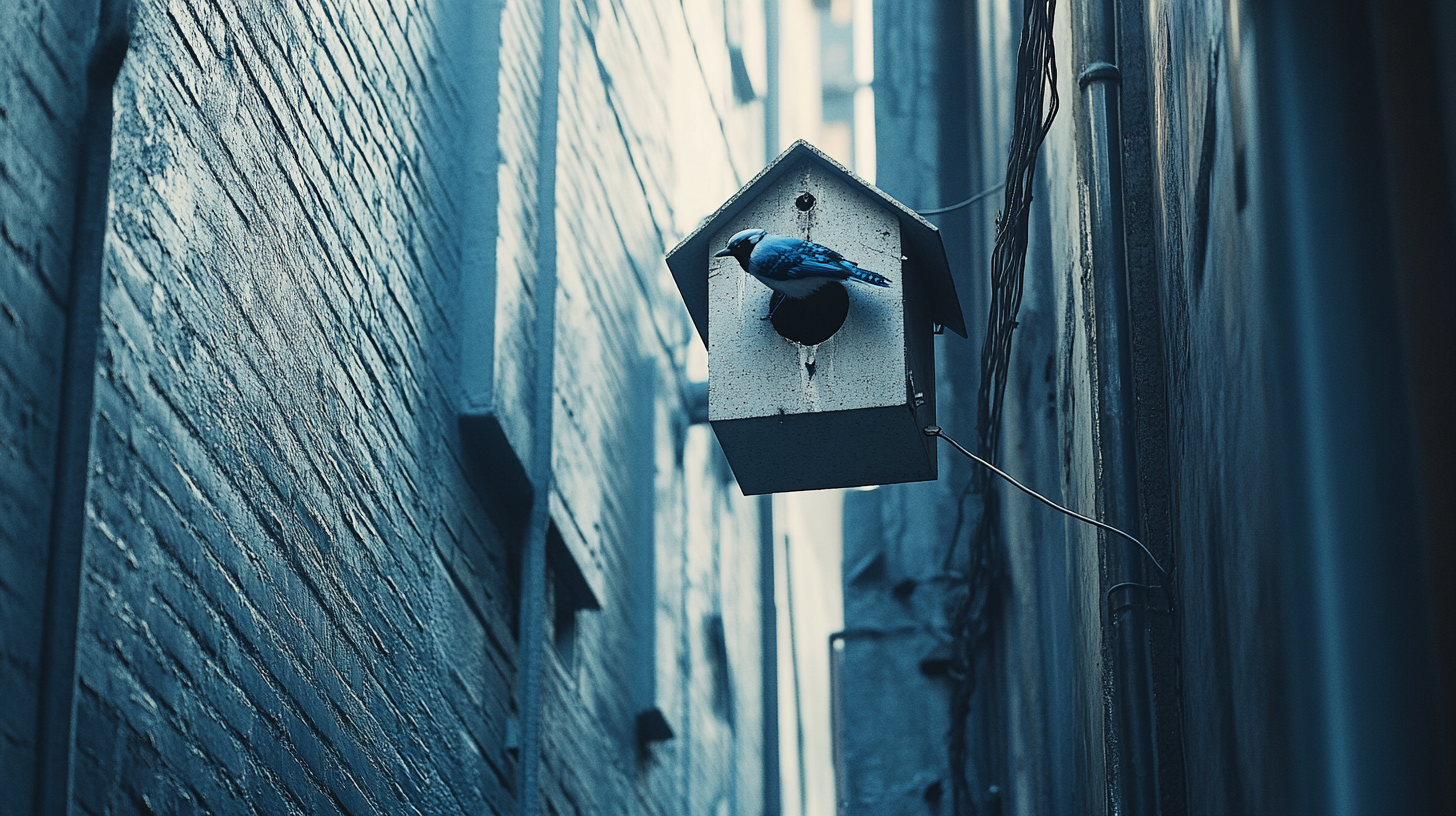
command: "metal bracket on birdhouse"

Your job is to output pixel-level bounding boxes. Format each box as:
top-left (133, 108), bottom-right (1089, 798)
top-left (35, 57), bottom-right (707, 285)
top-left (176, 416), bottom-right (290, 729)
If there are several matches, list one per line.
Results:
top-left (909, 372), bottom-right (926, 409)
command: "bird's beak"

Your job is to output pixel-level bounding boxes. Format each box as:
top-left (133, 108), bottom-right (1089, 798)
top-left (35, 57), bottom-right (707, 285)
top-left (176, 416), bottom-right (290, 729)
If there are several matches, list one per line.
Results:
top-left (713, 248), bottom-right (733, 258)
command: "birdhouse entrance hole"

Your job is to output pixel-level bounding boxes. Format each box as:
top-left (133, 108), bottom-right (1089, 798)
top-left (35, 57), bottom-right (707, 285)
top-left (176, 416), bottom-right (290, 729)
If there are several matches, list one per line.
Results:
top-left (768, 281), bottom-right (848, 346)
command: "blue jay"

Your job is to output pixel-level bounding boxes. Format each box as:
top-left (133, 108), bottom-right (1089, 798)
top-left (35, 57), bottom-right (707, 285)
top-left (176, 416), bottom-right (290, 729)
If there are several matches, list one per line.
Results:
top-left (714, 229), bottom-right (890, 318)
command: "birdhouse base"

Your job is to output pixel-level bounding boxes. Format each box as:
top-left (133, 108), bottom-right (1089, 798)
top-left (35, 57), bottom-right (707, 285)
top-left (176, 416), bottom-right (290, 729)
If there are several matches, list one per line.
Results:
top-left (711, 403), bottom-right (936, 495)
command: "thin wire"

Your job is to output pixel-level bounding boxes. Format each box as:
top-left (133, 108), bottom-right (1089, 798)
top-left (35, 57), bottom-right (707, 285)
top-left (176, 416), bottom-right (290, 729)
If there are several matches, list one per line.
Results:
top-left (916, 182), bottom-right (1007, 216)
top-left (925, 426), bottom-right (1167, 578)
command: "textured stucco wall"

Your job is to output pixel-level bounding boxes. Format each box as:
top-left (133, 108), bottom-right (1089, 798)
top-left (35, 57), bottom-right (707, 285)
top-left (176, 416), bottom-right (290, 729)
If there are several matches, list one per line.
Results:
top-left (1143, 2), bottom-right (1447, 813)
top-left (1, 1), bottom-right (769, 814)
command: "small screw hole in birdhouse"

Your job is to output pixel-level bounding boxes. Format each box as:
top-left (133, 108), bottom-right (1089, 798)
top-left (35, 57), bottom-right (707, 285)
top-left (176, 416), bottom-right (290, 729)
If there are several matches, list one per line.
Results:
top-left (794, 192), bottom-right (816, 211)
top-left (768, 282), bottom-right (848, 346)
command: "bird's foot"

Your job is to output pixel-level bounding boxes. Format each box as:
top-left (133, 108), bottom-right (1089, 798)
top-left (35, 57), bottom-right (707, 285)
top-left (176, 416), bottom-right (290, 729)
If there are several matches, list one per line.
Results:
top-left (762, 294), bottom-right (786, 321)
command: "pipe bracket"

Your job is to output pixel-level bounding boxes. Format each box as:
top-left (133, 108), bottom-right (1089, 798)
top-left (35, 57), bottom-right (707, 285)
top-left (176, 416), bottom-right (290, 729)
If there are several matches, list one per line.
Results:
top-left (1107, 581), bottom-right (1148, 613)
top-left (1078, 61), bottom-right (1122, 89)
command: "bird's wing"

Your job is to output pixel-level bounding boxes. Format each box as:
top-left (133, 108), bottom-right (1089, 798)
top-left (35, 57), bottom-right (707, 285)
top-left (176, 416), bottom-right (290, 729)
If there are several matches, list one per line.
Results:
top-left (750, 237), bottom-right (804, 279)
top-left (755, 236), bottom-right (852, 279)
top-left (793, 242), bottom-right (892, 286)
top-left (810, 243), bottom-right (847, 262)
top-left (793, 243), bottom-right (863, 279)
top-left (795, 255), bottom-right (853, 275)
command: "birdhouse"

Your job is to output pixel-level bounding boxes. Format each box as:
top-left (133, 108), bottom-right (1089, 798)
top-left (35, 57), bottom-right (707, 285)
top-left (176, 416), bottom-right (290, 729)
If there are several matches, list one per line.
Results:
top-left (666, 141), bottom-right (967, 495)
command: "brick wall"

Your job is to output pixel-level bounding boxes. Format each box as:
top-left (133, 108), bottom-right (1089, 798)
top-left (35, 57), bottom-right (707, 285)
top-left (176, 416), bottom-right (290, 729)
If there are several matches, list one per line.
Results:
top-left (1, 0), bottom-right (768, 813)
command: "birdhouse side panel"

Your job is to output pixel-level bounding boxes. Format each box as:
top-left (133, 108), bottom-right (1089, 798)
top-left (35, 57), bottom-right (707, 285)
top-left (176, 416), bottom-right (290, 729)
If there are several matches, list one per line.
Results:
top-left (902, 245), bottom-right (938, 467)
top-left (706, 164), bottom-right (907, 422)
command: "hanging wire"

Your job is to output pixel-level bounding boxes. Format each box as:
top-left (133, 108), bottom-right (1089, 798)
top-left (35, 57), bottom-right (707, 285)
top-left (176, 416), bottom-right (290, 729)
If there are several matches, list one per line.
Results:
top-left (925, 426), bottom-right (1166, 577)
top-left (944, 1), bottom-right (1061, 813)
top-left (916, 182), bottom-right (1006, 216)
top-left (976, 23), bottom-right (1060, 471)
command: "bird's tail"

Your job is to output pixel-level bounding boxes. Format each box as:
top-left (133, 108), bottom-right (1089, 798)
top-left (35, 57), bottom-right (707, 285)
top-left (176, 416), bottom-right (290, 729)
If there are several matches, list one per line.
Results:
top-left (845, 264), bottom-right (892, 287)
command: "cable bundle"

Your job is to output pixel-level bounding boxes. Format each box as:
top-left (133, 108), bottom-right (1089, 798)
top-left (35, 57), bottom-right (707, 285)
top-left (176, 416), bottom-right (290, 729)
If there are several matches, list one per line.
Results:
top-left (978, 0), bottom-right (1060, 467)
top-left (946, 1), bottom-right (1060, 813)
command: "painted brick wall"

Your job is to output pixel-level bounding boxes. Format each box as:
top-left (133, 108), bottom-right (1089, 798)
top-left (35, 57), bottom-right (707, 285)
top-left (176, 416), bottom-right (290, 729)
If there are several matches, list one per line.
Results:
top-left (2, 0), bottom-right (767, 814)
top-left (540, 0), bottom-right (767, 813)
top-left (72, 1), bottom-right (518, 811)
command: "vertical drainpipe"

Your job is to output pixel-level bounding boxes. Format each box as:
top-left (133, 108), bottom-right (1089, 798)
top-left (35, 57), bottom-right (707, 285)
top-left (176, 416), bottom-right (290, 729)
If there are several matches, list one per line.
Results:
top-left (762, 4), bottom-right (782, 814)
top-left (34, 3), bottom-right (130, 814)
top-left (759, 495), bottom-right (780, 816)
top-left (515, 0), bottom-right (560, 812)
top-left (1072, 0), bottom-right (1159, 814)
top-left (765, 0), bottom-right (780, 158)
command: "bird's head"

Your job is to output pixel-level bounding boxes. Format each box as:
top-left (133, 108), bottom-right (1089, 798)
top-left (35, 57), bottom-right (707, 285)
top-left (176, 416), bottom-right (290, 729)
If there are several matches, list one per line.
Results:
top-left (714, 229), bottom-right (766, 270)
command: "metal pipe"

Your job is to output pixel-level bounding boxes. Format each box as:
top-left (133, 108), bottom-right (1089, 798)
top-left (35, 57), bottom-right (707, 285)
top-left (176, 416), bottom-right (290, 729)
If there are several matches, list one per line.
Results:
top-left (760, 495), bottom-right (781, 816)
top-left (782, 528), bottom-right (810, 816)
top-left (1071, 0), bottom-right (1159, 813)
top-left (761, 7), bottom-right (782, 813)
top-left (514, 1), bottom-right (561, 812)
top-left (764, 0), bottom-right (780, 158)
top-left (34, 4), bottom-right (130, 813)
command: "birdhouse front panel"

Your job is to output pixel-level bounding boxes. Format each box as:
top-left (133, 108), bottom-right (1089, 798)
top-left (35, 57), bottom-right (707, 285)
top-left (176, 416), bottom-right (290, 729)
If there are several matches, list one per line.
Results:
top-left (704, 159), bottom-right (934, 494)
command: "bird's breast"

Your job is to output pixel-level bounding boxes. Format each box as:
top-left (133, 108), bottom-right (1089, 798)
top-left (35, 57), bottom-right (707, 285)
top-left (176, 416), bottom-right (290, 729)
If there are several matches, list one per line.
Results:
top-left (754, 274), bottom-right (831, 299)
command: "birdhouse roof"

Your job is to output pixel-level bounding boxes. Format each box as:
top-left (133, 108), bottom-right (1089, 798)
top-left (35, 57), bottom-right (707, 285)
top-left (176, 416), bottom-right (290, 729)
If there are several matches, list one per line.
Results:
top-left (665, 140), bottom-right (968, 345)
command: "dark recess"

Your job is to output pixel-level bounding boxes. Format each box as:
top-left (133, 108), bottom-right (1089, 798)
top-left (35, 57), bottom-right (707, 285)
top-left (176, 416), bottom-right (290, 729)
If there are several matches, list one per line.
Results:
top-left (768, 282), bottom-right (849, 346)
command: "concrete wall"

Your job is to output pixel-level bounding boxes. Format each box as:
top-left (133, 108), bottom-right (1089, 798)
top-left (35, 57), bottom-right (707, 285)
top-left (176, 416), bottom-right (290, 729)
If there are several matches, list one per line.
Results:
top-left (843, 0), bottom-right (1452, 814)
top-left (1, 1), bottom-right (771, 814)
top-left (1136, 4), bottom-right (1284, 811)
top-left (1140, 1), bottom-right (1450, 812)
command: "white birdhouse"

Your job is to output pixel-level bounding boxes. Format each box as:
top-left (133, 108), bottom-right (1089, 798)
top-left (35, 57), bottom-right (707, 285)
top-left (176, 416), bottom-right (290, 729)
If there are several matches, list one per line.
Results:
top-left (666, 141), bottom-right (966, 495)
